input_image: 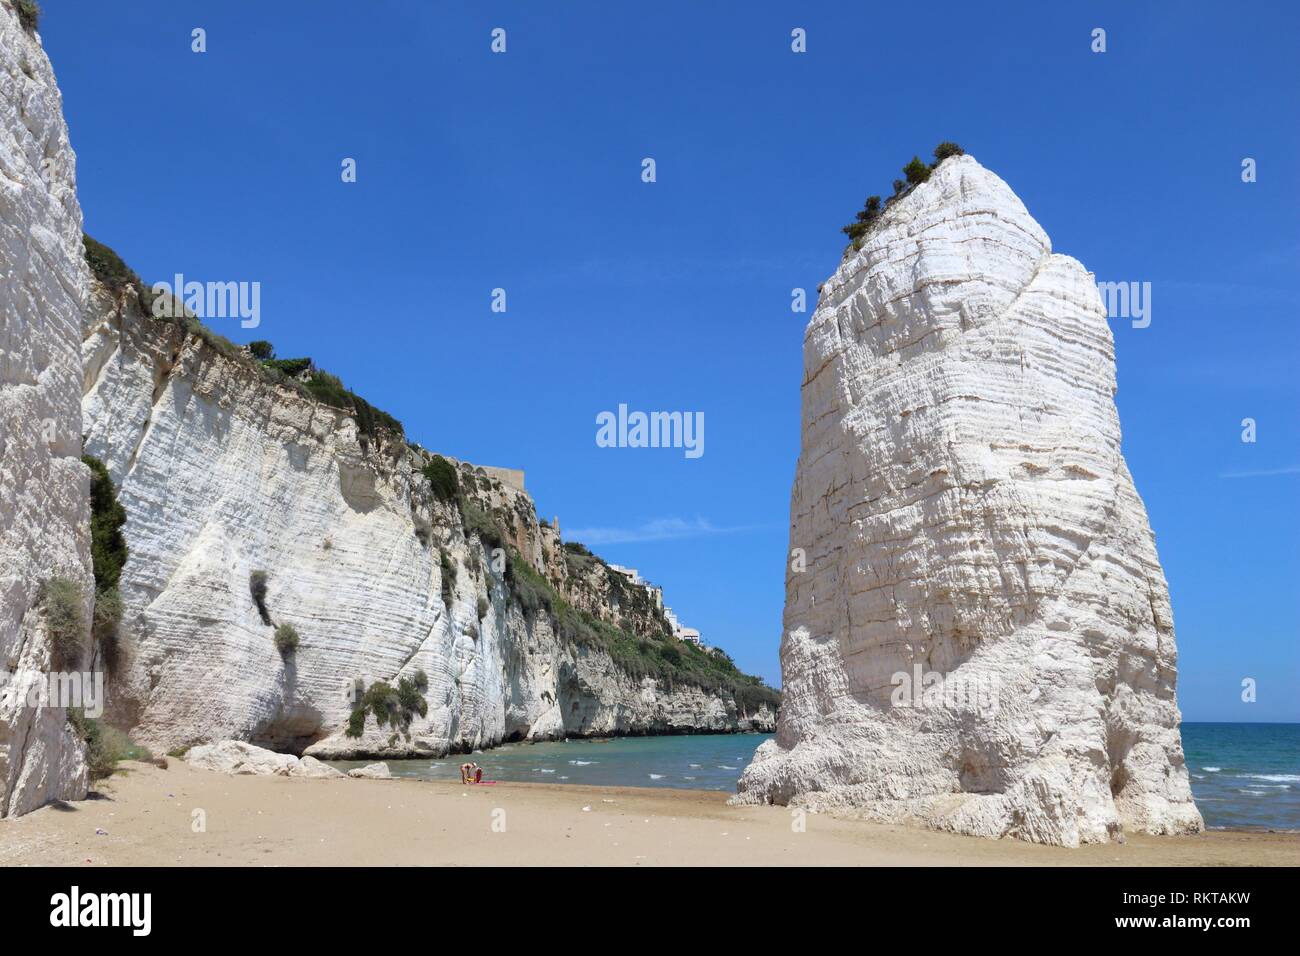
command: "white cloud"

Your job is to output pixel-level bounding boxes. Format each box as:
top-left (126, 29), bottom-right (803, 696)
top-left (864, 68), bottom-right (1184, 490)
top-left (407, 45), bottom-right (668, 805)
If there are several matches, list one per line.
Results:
top-left (1219, 465), bottom-right (1300, 479)
top-left (563, 516), bottom-right (760, 545)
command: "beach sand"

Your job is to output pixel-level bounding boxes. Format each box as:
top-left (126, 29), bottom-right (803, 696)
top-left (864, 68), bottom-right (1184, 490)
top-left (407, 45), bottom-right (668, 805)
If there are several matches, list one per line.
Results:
top-left (1, 760), bottom-right (1295, 866)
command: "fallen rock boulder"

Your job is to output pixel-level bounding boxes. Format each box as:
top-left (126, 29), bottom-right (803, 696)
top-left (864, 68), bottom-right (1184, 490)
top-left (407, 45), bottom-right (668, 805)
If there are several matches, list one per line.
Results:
top-left (347, 762), bottom-right (392, 780)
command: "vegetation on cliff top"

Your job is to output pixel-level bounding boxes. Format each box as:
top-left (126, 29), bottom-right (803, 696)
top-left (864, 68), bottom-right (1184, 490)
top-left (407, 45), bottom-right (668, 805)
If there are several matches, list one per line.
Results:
top-left (841, 141), bottom-right (965, 248)
top-left (83, 454), bottom-right (128, 670)
top-left (15, 0), bottom-right (40, 33)
top-left (505, 549), bottom-right (779, 713)
top-left (82, 235), bottom-right (403, 440)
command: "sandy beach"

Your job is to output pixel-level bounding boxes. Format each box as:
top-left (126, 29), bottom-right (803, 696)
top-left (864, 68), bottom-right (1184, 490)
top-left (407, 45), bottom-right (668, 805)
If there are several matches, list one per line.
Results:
top-left (1, 760), bottom-right (1295, 867)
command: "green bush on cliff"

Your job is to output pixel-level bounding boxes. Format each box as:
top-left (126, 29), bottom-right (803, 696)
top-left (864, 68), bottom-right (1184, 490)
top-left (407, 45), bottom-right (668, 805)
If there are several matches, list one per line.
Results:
top-left (303, 369), bottom-right (403, 438)
top-left (247, 340), bottom-right (275, 360)
top-left (344, 672), bottom-right (429, 739)
top-left (67, 707), bottom-right (151, 781)
top-left (42, 576), bottom-right (84, 670)
top-left (903, 155), bottom-right (931, 186)
top-left (422, 455), bottom-right (459, 504)
top-left (83, 455), bottom-right (128, 591)
top-left (501, 549), bottom-right (779, 712)
top-left (932, 141), bottom-right (964, 164)
top-left (16, 1), bottom-right (41, 34)
top-left (274, 623), bottom-right (300, 654)
top-left (263, 356), bottom-right (312, 378)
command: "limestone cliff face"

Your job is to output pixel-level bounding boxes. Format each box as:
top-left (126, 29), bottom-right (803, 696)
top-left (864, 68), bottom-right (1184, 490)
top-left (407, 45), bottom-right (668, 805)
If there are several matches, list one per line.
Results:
top-left (0, 3), bottom-right (91, 816)
top-left (734, 155), bottom-right (1200, 846)
top-left (81, 290), bottom-right (774, 758)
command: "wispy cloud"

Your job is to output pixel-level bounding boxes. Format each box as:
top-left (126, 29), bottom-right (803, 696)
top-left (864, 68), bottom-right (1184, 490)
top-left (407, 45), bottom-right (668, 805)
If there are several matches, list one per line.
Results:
top-left (1219, 465), bottom-right (1300, 479)
top-left (563, 516), bottom-right (764, 545)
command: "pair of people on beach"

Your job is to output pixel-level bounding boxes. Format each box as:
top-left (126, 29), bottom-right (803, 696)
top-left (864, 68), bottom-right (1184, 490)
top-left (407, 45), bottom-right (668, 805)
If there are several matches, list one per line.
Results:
top-left (459, 761), bottom-right (483, 784)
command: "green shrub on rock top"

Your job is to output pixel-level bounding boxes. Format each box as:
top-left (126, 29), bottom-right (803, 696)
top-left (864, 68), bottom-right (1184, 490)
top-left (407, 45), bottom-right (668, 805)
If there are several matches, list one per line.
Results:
top-left (16, 1), bottom-right (41, 33)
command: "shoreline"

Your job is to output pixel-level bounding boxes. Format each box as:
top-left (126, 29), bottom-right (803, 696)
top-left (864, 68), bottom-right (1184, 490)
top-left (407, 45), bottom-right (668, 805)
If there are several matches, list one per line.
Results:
top-left (305, 726), bottom-right (776, 762)
top-left (2, 761), bottom-right (1295, 867)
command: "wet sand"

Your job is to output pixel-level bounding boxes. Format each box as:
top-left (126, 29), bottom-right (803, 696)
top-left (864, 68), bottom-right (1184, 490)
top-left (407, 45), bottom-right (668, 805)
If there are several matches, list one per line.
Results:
top-left (1, 761), bottom-right (1295, 866)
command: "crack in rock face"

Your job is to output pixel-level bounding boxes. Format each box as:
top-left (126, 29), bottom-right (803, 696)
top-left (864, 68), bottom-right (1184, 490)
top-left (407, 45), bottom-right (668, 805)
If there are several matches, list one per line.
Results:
top-left (732, 155), bottom-right (1202, 847)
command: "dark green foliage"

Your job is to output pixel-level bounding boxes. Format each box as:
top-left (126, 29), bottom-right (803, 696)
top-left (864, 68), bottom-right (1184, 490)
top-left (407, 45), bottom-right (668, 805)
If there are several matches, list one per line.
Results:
top-left (67, 708), bottom-right (150, 781)
top-left (274, 623), bottom-right (299, 654)
top-left (346, 706), bottom-right (366, 738)
top-left (843, 145), bottom-right (966, 248)
top-left (477, 596), bottom-right (489, 620)
top-left (422, 455), bottom-right (459, 504)
top-left (439, 550), bottom-right (457, 607)
top-left (16, 0), bottom-right (40, 32)
top-left (43, 576), bottom-right (83, 670)
top-left (303, 370), bottom-right (403, 438)
top-left (249, 570), bottom-right (271, 625)
top-left (841, 194), bottom-right (883, 242)
top-left (263, 356), bottom-right (311, 377)
top-left (932, 141), bottom-right (964, 163)
top-left (562, 541), bottom-right (593, 558)
top-left (903, 155), bottom-right (931, 185)
top-left (82, 455), bottom-right (127, 591)
top-left (247, 340), bottom-right (275, 360)
top-left (344, 674), bottom-right (428, 738)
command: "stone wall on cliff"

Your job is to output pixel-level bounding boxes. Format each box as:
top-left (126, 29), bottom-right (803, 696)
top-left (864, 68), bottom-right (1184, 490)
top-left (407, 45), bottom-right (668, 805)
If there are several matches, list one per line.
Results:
top-left (81, 287), bottom-right (775, 758)
top-left (0, 2), bottom-right (91, 816)
top-left (733, 154), bottom-right (1201, 846)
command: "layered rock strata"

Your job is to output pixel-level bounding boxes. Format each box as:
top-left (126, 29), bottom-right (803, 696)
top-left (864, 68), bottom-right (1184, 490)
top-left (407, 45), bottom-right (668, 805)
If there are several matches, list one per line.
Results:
top-left (734, 155), bottom-right (1201, 846)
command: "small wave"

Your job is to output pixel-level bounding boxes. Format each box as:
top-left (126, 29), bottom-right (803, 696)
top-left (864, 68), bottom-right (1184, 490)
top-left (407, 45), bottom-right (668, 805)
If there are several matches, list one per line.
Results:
top-left (1238, 773), bottom-right (1300, 783)
top-left (717, 765), bottom-right (738, 770)
top-left (1238, 789), bottom-right (1270, 797)
top-left (689, 764), bottom-right (702, 769)
top-left (1203, 767), bottom-right (1222, 772)
top-left (683, 776), bottom-right (697, 780)
top-left (569, 760), bottom-right (596, 766)
top-left (536, 768), bottom-right (556, 774)
top-left (649, 773), bottom-right (665, 780)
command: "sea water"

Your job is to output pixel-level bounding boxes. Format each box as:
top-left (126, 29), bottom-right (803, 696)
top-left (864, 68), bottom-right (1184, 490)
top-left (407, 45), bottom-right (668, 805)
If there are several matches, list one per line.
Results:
top-left (330, 733), bottom-right (772, 793)
top-left (328, 723), bottom-right (1299, 831)
top-left (1182, 722), bottom-right (1299, 831)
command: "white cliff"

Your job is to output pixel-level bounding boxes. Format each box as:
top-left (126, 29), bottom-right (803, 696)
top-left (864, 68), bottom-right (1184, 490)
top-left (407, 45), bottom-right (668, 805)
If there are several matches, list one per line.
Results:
top-left (80, 286), bottom-right (776, 759)
top-left (0, 2), bottom-right (91, 816)
top-left (734, 154), bottom-right (1201, 846)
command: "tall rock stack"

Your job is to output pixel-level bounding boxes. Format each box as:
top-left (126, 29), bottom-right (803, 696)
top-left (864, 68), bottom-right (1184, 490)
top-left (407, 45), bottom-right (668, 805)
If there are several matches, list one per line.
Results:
top-left (0, 3), bottom-right (92, 815)
top-left (734, 154), bottom-right (1202, 846)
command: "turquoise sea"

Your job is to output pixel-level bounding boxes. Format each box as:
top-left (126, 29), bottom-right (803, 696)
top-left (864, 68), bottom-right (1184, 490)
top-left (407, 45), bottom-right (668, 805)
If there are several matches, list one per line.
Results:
top-left (1182, 722), bottom-right (1299, 831)
top-left (329, 723), bottom-right (1298, 831)
top-left (331, 733), bottom-right (772, 793)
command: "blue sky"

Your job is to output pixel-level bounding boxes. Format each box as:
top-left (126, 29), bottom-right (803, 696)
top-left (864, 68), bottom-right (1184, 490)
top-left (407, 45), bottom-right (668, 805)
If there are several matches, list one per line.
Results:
top-left (41, 1), bottom-right (1297, 721)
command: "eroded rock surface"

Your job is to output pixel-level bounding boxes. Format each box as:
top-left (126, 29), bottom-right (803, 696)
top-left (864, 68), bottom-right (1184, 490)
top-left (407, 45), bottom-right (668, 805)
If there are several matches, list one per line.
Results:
top-left (0, 4), bottom-right (92, 816)
top-left (734, 155), bottom-right (1201, 846)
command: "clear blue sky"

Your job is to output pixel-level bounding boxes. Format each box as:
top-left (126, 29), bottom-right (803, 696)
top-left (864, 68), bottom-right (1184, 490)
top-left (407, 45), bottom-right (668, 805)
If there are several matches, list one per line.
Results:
top-left (41, 1), bottom-right (1298, 721)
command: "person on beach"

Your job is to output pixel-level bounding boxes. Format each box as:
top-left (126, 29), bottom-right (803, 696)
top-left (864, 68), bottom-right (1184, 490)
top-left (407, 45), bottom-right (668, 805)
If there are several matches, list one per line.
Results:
top-left (460, 761), bottom-right (482, 784)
